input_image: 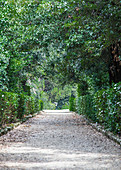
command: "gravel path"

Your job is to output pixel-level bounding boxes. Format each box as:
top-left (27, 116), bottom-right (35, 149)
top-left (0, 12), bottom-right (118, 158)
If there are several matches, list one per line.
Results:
top-left (0, 110), bottom-right (121, 170)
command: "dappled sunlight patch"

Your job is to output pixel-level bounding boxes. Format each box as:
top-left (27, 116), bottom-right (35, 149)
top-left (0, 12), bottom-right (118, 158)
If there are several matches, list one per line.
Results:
top-left (44, 109), bottom-right (72, 115)
top-left (0, 161), bottom-right (114, 170)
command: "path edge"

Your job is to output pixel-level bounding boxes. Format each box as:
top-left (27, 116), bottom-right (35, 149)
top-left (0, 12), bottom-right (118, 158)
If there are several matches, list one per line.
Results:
top-left (0, 111), bottom-right (44, 137)
top-left (73, 112), bottom-right (121, 146)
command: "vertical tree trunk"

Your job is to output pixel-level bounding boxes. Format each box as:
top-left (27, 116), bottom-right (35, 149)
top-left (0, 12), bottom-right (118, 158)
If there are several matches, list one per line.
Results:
top-left (109, 41), bottom-right (121, 85)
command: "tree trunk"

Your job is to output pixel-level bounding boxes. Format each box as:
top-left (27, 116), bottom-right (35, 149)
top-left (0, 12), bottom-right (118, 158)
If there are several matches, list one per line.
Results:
top-left (109, 41), bottom-right (121, 85)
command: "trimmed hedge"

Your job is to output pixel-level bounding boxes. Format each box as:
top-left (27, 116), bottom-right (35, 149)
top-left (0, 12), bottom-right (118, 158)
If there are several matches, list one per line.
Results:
top-left (0, 90), bottom-right (43, 127)
top-left (94, 82), bottom-right (121, 134)
top-left (77, 82), bottom-right (121, 135)
top-left (77, 94), bottom-right (97, 121)
top-left (34, 97), bottom-right (43, 113)
top-left (69, 96), bottom-right (76, 111)
top-left (0, 90), bottom-right (19, 126)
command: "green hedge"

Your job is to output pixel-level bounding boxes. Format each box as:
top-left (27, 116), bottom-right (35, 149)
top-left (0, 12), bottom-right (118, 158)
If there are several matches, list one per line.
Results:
top-left (77, 94), bottom-right (97, 121)
top-left (69, 96), bottom-right (76, 111)
top-left (0, 90), bottom-right (43, 127)
top-left (34, 97), bottom-right (44, 113)
top-left (77, 82), bottom-right (121, 135)
top-left (94, 82), bottom-right (121, 134)
top-left (0, 90), bottom-right (19, 126)
top-left (39, 100), bottom-right (44, 111)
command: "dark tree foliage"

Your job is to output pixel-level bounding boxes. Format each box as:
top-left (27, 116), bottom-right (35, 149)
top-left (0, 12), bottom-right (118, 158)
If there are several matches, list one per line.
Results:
top-left (0, 0), bottom-right (121, 93)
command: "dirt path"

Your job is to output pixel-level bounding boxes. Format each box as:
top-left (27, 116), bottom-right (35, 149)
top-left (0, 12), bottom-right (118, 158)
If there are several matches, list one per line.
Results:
top-left (0, 110), bottom-right (120, 170)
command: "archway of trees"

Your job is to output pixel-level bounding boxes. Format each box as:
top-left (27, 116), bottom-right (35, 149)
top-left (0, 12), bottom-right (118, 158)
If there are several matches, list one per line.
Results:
top-left (0, 0), bottom-right (121, 134)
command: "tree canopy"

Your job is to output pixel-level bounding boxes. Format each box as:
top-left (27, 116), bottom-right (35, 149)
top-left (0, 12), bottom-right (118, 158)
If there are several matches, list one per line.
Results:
top-left (0, 0), bottom-right (121, 92)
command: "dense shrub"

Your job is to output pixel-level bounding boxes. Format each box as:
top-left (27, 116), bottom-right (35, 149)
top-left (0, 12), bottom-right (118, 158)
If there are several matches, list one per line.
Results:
top-left (69, 96), bottom-right (76, 111)
top-left (77, 82), bottom-right (121, 135)
top-left (77, 94), bottom-right (97, 121)
top-left (0, 90), bottom-right (43, 127)
top-left (77, 82), bottom-right (89, 97)
top-left (34, 97), bottom-right (40, 113)
top-left (17, 94), bottom-right (26, 119)
top-left (25, 96), bottom-right (35, 115)
top-left (61, 103), bottom-right (69, 109)
top-left (34, 97), bottom-right (44, 113)
top-left (94, 82), bottom-right (121, 134)
top-left (39, 100), bottom-right (44, 111)
top-left (0, 90), bottom-right (19, 125)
